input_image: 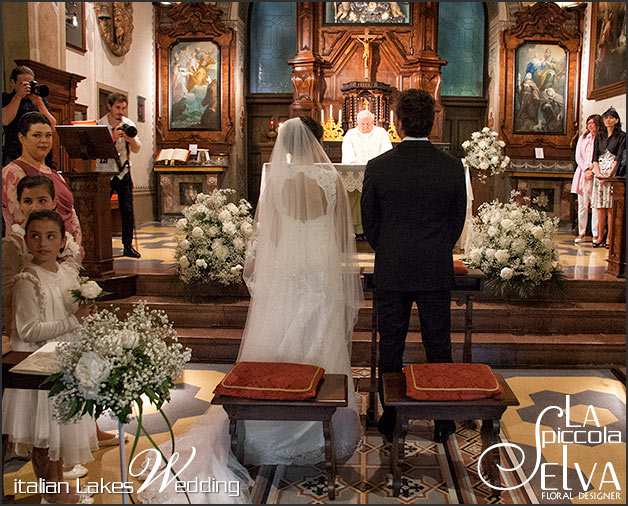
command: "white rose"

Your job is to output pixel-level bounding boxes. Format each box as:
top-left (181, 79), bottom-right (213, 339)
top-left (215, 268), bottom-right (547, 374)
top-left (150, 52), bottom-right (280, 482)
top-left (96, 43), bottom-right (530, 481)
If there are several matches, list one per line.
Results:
top-left (176, 218), bottom-right (187, 231)
top-left (542, 238), bottom-right (554, 251)
top-left (74, 351), bottom-right (110, 397)
top-left (531, 226), bottom-right (544, 240)
top-left (500, 267), bottom-right (514, 280)
top-left (230, 264), bottom-right (243, 275)
top-left (191, 226), bottom-right (204, 238)
top-left (491, 131), bottom-right (498, 137)
top-left (502, 156), bottom-right (510, 167)
top-left (482, 127), bottom-right (490, 133)
top-left (478, 140), bottom-right (488, 150)
top-left (469, 248), bottom-right (482, 263)
top-left (211, 239), bottom-right (223, 251)
top-left (80, 281), bottom-right (102, 300)
top-left (491, 156), bottom-right (500, 166)
top-left (495, 249), bottom-right (510, 263)
top-left (222, 221), bottom-right (237, 235)
top-left (471, 131), bottom-right (481, 140)
top-left (196, 204), bottom-right (208, 216)
top-left (462, 140), bottom-right (471, 149)
top-left (179, 239), bottom-right (190, 250)
top-left (195, 259), bottom-right (207, 269)
top-left (120, 330), bottom-right (140, 349)
top-left (240, 222), bottom-right (253, 236)
top-left (485, 248), bottom-right (496, 258)
top-left (232, 238), bottom-right (245, 251)
top-left (487, 226), bottom-right (498, 237)
top-left (178, 255), bottom-right (190, 268)
top-left (218, 210), bottom-right (231, 222)
top-left (510, 210), bottom-right (522, 220)
top-left (512, 238), bottom-right (526, 254)
top-left (524, 255), bottom-right (536, 266)
top-left (226, 203), bottom-right (238, 214)
top-left (207, 226), bottom-right (219, 238)
top-left (500, 219), bottom-right (514, 231)
top-left (479, 161), bottom-right (489, 170)
top-left (498, 140), bottom-right (506, 148)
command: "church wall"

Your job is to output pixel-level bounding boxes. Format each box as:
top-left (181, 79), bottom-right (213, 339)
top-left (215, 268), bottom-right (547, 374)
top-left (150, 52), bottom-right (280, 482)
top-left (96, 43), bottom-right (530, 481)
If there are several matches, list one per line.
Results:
top-left (578, 3), bottom-right (626, 129)
top-left (65, 2), bottom-right (156, 225)
top-left (2, 2), bottom-right (30, 90)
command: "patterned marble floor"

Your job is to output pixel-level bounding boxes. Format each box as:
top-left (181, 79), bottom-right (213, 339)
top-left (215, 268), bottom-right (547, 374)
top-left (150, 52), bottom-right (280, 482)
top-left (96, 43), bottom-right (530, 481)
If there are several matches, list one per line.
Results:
top-left (4, 367), bottom-right (625, 504)
top-left (112, 223), bottom-right (616, 281)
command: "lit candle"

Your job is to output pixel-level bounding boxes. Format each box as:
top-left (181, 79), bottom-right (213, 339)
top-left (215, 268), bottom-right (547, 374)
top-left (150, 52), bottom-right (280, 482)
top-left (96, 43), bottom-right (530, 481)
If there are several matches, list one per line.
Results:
top-left (329, 104), bottom-right (333, 119)
top-left (321, 109), bottom-right (324, 123)
top-left (390, 110), bottom-right (394, 123)
top-left (339, 108), bottom-right (342, 123)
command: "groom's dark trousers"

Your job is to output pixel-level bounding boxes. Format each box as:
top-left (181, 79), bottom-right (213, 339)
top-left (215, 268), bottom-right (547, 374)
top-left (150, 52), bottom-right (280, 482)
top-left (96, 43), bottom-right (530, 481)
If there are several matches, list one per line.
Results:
top-left (361, 139), bottom-right (467, 429)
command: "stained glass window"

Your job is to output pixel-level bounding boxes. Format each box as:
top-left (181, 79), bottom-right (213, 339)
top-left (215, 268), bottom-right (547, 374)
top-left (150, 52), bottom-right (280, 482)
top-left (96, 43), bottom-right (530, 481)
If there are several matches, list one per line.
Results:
top-left (249, 3), bottom-right (296, 94)
top-left (438, 2), bottom-right (485, 97)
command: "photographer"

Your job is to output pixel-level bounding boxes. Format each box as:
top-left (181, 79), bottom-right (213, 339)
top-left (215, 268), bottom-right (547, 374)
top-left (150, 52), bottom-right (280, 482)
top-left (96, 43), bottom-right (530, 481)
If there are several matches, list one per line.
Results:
top-left (2, 65), bottom-right (56, 165)
top-left (96, 92), bottom-right (142, 258)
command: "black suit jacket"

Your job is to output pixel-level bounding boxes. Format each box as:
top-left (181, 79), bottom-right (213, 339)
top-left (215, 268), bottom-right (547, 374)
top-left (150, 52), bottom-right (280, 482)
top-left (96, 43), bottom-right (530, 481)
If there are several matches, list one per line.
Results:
top-left (361, 140), bottom-right (467, 291)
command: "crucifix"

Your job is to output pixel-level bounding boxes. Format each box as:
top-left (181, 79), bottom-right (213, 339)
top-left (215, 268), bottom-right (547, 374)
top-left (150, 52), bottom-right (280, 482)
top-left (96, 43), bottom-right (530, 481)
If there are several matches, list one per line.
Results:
top-left (352, 29), bottom-right (383, 81)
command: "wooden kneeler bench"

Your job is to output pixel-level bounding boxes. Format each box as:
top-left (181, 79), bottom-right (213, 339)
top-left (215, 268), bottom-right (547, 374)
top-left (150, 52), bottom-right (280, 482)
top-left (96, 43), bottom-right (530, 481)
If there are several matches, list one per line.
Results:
top-left (382, 372), bottom-right (519, 497)
top-left (212, 374), bottom-right (348, 500)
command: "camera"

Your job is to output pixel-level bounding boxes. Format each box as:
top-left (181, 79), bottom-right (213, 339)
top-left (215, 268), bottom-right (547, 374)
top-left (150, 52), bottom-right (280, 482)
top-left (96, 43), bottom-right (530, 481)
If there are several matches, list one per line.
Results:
top-left (29, 80), bottom-right (49, 98)
top-left (118, 123), bottom-right (137, 138)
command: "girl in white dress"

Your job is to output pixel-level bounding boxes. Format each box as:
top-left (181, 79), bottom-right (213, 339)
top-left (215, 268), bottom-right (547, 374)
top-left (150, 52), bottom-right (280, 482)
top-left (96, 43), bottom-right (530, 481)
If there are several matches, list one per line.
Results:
top-left (2, 210), bottom-right (97, 504)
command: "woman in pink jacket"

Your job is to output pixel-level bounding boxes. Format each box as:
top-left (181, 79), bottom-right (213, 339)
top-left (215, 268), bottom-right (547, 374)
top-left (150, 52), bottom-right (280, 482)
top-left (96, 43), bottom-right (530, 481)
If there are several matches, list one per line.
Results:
top-left (571, 114), bottom-right (602, 243)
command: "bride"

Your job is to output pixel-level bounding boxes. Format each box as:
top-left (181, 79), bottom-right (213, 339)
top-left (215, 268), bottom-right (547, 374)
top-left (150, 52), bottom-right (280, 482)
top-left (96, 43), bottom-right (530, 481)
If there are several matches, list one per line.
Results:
top-left (138, 117), bottom-right (363, 503)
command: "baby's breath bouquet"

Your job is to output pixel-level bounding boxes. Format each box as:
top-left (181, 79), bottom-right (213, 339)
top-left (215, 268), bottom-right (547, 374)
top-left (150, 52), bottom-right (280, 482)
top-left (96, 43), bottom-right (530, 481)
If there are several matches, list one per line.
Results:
top-left (45, 301), bottom-right (192, 500)
top-left (463, 192), bottom-right (564, 298)
top-left (462, 127), bottom-right (510, 183)
top-left (174, 189), bottom-right (254, 286)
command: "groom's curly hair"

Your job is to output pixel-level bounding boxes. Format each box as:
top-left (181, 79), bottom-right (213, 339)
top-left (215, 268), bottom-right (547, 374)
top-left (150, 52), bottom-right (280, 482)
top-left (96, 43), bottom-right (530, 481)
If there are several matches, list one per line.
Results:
top-left (396, 89), bottom-right (435, 138)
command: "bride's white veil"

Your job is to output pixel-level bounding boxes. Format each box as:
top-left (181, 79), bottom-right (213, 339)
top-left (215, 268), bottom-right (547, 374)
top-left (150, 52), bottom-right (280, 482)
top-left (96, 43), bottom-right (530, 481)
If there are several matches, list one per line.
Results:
top-left (240, 117), bottom-right (363, 354)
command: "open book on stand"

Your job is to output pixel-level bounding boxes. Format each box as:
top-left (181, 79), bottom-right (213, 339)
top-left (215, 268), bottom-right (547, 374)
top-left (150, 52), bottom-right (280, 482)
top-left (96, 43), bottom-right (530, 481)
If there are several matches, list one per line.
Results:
top-left (156, 148), bottom-right (190, 165)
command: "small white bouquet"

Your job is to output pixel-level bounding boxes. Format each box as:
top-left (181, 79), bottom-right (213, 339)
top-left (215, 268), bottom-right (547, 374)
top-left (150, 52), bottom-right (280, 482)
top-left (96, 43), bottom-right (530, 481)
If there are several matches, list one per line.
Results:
top-left (463, 191), bottom-right (564, 298)
top-left (462, 127), bottom-right (510, 183)
top-left (71, 277), bottom-right (109, 305)
top-left (174, 189), bottom-right (254, 286)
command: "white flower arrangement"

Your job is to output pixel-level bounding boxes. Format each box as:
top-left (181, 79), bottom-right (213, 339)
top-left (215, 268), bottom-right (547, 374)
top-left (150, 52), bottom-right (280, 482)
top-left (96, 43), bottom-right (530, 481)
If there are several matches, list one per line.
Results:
top-left (46, 301), bottom-right (191, 424)
top-left (463, 191), bottom-right (564, 298)
top-left (71, 277), bottom-right (109, 305)
top-left (461, 127), bottom-right (510, 183)
top-left (174, 189), bottom-right (254, 286)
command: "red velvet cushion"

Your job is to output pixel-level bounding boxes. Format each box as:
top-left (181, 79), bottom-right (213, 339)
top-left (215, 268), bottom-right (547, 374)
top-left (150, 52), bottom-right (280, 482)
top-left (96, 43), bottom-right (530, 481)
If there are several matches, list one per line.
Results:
top-left (213, 361), bottom-right (325, 400)
top-left (454, 260), bottom-right (469, 275)
top-left (403, 363), bottom-right (503, 401)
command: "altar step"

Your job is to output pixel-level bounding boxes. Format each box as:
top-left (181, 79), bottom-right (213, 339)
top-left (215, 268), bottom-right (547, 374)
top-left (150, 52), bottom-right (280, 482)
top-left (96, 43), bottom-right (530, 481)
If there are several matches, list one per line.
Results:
top-left (110, 296), bottom-right (626, 335)
top-left (133, 273), bottom-right (626, 303)
top-left (173, 328), bottom-right (624, 368)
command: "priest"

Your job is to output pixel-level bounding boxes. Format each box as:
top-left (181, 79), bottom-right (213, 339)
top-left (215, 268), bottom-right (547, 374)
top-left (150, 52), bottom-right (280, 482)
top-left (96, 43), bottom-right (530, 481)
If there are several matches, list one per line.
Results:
top-left (342, 110), bottom-right (392, 237)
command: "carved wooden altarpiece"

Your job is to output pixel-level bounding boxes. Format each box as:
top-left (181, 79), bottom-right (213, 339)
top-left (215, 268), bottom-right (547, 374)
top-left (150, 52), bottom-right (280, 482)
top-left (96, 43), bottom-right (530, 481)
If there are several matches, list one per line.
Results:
top-left (289, 2), bottom-right (447, 140)
top-left (155, 3), bottom-right (235, 153)
top-left (499, 2), bottom-right (583, 160)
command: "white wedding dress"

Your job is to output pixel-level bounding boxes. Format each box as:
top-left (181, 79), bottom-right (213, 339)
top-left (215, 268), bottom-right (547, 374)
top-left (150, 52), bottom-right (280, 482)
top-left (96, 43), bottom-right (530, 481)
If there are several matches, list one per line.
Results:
top-left (139, 118), bottom-right (363, 503)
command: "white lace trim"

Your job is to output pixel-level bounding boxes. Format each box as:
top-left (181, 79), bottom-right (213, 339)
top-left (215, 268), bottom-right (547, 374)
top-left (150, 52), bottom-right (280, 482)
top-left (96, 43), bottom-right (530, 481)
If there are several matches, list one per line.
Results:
top-left (339, 170), bottom-right (364, 192)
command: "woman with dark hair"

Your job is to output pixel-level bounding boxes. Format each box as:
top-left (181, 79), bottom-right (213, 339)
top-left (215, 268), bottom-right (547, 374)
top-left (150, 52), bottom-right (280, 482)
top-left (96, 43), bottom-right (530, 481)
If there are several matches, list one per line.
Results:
top-left (591, 107), bottom-right (626, 247)
top-left (571, 114), bottom-right (603, 243)
top-left (2, 112), bottom-right (82, 249)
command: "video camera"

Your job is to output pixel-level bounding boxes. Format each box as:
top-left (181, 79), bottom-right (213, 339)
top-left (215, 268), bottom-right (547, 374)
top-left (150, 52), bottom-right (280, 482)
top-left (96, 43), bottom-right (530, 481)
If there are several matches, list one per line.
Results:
top-left (29, 80), bottom-right (49, 98)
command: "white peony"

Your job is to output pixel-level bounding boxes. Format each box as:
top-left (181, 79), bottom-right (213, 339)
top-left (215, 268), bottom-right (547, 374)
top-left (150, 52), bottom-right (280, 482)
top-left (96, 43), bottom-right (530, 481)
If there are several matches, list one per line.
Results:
top-left (178, 255), bottom-right (190, 268)
top-left (74, 351), bottom-right (110, 398)
top-left (218, 210), bottom-right (231, 222)
top-left (120, 330), bottom-right (140, 350)
top-left (500, 267), bottom-right (514, 280)
top-left (500, 219), bottom-right (514, 231)
top-left (191, 226), bottom-right (204, 238)
top-left (176, 218), bottom-right (187, 231)
top-left (179, 239), bottom-right (190, 250)
top-left (196, 259), bottom-right (207, 269)
top-left (531, 226), bottom-right (544, 240)
top-left (226, 203), bottom-right (238, 214)
top-left (80, 281), bottom-right (102, 300)
top-left (240, 222), bottom-right (253, 236)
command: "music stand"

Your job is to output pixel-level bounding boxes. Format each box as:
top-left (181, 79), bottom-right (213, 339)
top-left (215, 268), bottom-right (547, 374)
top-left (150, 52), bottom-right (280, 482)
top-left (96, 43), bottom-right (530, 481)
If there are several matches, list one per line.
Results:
top-left (55, 125), bottom-right (119, 168)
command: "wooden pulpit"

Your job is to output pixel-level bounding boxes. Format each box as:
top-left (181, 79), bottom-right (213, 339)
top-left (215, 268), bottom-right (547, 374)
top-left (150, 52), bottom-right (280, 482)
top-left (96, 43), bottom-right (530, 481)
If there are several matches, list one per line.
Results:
top-left (606, 177), bottom-right (625, 278)
top-left (64, 172), bottom-right (115, 277)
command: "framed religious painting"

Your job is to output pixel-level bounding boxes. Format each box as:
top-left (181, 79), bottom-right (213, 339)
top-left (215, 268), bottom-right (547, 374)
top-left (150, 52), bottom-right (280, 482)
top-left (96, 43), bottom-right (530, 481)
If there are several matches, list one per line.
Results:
top-left (324, 2), bottom-right (411, 25)
top-left (587, 2), bottom-right (626, 100)
top-left (168, 40), bottom-right (221, 130)
top-left (513, 43), bottom-right (567, 135)
top-left (499, 2), bottom-right (582, 160)
top-left (65, 1), bottom-right (86, 52)
top-left (156, 2), bottom-right (235, 150)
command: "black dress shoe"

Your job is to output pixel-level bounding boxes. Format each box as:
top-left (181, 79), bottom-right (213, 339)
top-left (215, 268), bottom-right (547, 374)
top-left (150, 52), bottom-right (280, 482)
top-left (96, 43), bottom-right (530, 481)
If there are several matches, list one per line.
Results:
top-left (123, 246), bottom-right (141, 258)
top-left (592, 241), bottom-right (605, 248)
top-left (377, 415), bottom-right (395, 444)
top-left (433, 420), bottom-right (456, 443)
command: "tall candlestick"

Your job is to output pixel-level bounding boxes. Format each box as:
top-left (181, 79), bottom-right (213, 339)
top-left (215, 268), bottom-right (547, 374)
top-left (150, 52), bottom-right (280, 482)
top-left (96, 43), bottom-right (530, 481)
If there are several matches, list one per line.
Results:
top-left (339, 108), bottom-right (342, 123)
top-left (329, 104), bottom-right (333, 119)
top-left (390, 110), bottom-right (394, 123)
top-left (321, 110), bottom-right (324, 123)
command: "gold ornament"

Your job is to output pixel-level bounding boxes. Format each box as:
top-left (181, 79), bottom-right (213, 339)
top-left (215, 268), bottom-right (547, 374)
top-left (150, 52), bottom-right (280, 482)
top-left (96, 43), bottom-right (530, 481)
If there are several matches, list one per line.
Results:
top-left (387, 122), bottom-right (401, 142)
top-left (322, 117), bottom-right (345, 141)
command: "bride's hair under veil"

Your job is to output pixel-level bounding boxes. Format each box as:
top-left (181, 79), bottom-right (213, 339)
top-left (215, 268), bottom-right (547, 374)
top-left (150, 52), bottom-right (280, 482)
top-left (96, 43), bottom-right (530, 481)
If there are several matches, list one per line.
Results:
top-left (241, 116), bottom-right (363, 359)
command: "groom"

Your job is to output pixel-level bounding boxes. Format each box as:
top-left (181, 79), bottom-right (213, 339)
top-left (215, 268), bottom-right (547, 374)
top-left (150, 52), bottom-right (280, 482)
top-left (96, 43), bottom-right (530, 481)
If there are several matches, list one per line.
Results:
top-left (361, 89), bottom-right (467, 443)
